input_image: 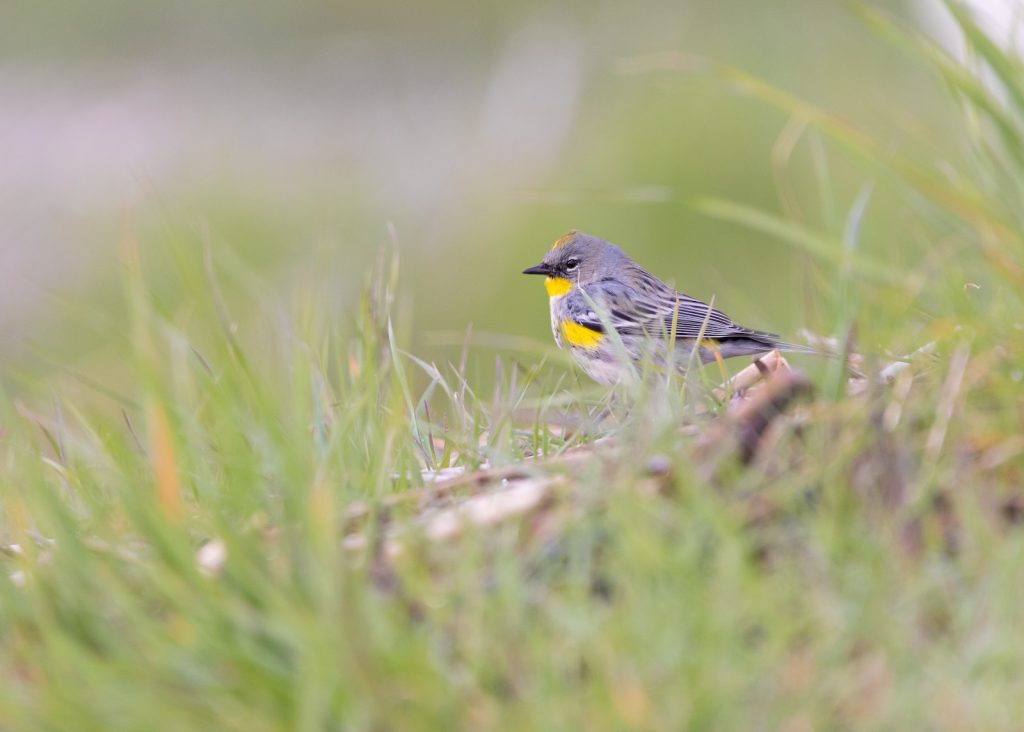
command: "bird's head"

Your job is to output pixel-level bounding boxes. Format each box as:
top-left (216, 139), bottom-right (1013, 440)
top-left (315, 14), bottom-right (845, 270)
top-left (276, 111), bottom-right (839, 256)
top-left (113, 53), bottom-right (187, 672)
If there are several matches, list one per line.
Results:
top-left (522, 230), bottom-right (629, 297)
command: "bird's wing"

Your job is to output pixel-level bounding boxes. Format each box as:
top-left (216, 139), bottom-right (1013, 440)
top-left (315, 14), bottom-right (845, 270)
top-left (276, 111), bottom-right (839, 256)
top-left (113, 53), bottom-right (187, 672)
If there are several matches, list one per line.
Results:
top-left (571, 279), bottom-right (779, 341)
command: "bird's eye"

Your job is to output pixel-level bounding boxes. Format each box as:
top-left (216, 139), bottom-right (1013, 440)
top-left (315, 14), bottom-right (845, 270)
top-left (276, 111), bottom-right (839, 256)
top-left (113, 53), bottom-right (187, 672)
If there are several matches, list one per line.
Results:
top-left (565, 258), bottom-right (580, 271)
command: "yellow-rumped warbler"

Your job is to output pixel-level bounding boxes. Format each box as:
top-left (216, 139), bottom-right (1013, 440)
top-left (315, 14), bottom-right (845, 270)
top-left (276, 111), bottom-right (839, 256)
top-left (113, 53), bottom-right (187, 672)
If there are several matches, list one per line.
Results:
top-left (523, 230), bottom-right (813, 385)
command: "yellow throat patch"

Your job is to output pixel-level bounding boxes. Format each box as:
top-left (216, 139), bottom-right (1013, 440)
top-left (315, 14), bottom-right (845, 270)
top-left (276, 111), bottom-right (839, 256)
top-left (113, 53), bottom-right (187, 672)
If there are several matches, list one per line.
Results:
top-left (544, 277), bottom-right (572, 298)
top-left (560, 320), bottom-right (603, 350)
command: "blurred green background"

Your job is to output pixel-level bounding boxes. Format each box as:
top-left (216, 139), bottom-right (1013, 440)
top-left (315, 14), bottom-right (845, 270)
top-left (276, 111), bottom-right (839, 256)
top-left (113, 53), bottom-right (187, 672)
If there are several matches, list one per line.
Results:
top-left (0, 0), bottom-right (992, 387)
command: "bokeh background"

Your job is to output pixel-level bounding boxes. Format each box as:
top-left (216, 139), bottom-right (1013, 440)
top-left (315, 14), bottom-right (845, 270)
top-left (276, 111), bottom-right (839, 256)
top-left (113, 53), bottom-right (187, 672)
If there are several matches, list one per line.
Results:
top-left (0, 0), bottom-right (1012, 387)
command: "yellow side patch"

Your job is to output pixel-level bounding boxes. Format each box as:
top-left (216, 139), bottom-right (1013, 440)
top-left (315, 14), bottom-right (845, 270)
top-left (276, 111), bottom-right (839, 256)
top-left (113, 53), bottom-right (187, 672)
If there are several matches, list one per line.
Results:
top-left (561, 320), bottom-right (604, 350)
top-left (550, 230), bottom-right (578, 250)
top-left (544, 277), bottom-right (572, 297)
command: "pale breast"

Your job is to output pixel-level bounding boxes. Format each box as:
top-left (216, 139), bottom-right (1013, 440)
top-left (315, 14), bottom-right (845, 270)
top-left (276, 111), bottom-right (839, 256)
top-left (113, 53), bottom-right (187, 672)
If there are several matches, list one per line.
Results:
top-left (572, 349), bottom-right (631, 385)
top-left (548, 295), bottom-right (565, 348)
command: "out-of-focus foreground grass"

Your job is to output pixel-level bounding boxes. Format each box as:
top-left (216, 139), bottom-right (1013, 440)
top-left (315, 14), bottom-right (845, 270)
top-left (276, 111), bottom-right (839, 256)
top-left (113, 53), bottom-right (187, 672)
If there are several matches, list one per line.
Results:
top-left (2, 4), bottom-right (1024, 730)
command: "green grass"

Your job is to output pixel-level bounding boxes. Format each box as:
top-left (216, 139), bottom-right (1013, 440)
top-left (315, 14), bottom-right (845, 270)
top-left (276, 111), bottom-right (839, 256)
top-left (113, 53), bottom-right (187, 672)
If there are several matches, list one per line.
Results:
top-left (3, 4), bottom-right (1024, 730)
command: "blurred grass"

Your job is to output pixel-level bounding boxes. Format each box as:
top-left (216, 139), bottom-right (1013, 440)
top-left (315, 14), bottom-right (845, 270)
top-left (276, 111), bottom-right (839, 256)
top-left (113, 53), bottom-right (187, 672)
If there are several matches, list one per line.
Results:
top-left (0, 0), bottom-right (948, 373)
top-left (2, 2), bottom-right (1024, 730)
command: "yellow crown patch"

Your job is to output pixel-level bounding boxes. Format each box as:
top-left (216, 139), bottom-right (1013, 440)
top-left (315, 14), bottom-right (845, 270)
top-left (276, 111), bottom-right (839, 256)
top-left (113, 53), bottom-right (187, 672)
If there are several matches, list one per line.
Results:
top-left (550, 230), bottom-right (578, 250)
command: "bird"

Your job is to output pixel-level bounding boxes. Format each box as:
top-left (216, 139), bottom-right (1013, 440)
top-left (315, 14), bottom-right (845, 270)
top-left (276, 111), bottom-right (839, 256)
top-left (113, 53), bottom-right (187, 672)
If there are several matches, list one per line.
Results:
top-left (522, 230), bottom-right (814, 385)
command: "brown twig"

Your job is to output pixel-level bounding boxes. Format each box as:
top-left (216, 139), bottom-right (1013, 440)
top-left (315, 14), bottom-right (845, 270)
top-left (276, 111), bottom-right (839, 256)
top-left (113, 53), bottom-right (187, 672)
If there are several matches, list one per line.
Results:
top-left (701, 362), bottom-right (814, 466)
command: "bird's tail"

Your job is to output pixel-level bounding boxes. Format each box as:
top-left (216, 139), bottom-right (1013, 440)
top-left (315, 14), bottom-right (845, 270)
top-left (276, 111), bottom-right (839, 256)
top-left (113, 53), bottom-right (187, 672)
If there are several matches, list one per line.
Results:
top-left (775, 341), bottom-right (827, 357)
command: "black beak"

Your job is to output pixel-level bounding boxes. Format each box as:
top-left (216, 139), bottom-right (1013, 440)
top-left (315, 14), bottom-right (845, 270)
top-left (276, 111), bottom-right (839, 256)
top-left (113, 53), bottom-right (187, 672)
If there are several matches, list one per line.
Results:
top-left (522, 263), bottom-right (551, 276)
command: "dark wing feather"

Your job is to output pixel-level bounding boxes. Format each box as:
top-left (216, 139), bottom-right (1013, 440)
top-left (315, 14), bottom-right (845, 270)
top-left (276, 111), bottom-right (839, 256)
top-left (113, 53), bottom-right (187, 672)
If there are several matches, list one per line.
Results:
top-left (561, 288), bottom-right (606, 332)
top-left (572, 278), bottom-right (780, 343)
